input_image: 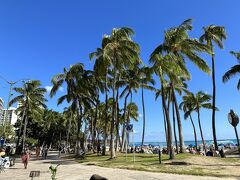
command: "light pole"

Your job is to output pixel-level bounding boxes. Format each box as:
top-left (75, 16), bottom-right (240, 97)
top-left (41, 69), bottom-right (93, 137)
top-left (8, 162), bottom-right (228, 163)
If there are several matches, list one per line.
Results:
top-left (0, 75), bottom-right (29, 138)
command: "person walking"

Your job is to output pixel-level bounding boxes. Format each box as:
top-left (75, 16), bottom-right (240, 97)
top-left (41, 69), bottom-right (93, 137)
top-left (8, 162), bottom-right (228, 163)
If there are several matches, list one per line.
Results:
top-left (44, 146), bottom-right (48, 159)
top-left (58, 145), bottom-right (62, 158)
top-left (36, 146), bottom-right (40, 158)
top-left (21, 150), bottom-right (30, 169)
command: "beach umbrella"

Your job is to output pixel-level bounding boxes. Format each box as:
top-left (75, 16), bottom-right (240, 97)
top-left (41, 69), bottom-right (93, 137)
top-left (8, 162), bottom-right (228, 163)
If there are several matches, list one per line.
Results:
top-left (228, 109), bottom-right (240, 147)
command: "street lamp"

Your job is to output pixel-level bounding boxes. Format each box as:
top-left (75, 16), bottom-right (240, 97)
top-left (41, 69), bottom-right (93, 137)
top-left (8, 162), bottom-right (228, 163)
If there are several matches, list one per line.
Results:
top-left (228, 109), bottom-right (240, 147)
top-left (0, 75), bottom-right (30, 138)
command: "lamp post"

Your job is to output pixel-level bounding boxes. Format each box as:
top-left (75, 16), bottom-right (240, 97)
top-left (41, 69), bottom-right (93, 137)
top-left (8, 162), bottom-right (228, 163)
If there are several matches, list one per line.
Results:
top-left (0, 75), bottom-right (29, 138)
top-left (228, 109), bottom-right (240, 148)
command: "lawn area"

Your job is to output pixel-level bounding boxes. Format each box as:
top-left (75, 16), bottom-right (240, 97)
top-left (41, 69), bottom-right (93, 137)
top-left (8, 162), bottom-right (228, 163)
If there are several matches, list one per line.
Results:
top-left (67, 152), bottom-right (240, 178)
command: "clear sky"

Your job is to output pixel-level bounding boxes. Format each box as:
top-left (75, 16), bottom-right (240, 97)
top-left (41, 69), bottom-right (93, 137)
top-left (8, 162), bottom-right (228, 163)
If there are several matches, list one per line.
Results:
top-left (0, 0), bottom-right (240, 142)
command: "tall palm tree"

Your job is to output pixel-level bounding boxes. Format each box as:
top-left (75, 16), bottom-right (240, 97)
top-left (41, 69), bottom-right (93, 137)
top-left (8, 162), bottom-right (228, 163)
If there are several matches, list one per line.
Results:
top-left (9, 80), bottom-right (47, 152)
top-left (90, 37), bottom-right (111, 155)
top-left (200, 25), bottom-right (226, 150)
top-left (151, 19), bottom-right (211, 153)
top-left (185, 91), bottom-right (215, 154)
top-left (63, 106), bottom-right (76, 147)
top-left (117, 67), bottom-right (140, 151)
top-left (101, 27), bottom-right (141, 159)
top-left (150, 54), bottom-right (178, 159)
top-left (223, 51), bottom-right (240, 89)
top-left (51, 63), bottom-right (94, 155)
top-left (139, 67), bottom-right (155, 146)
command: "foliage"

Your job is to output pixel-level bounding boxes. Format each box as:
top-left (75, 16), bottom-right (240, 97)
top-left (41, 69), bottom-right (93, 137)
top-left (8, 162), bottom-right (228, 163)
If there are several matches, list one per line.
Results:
top-left (49, 164), bottom-right (60, 180)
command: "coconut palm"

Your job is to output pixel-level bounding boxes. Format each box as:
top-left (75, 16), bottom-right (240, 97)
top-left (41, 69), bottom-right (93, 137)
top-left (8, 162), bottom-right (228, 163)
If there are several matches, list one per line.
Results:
top-left (200, 25), bottom-right (226, 150)
top-left (117, 67), bottom-right (140, 151)
top-left (101, 27), bottom-right (141, 158)
top-left (90, 37), bottom-right (111, 155)
top-left (150, 54), bottom-right (179, 159)
top-left (63, 106), bottom-right (76, 147)
top-left (9, 80), bottom-right (47, 152)
top-left (223, 51), bottom-right (240, 89)
top-left (184, 91), bottom-right (215, 154)
top-left (139, 67), bottom-right (156, 146)
top-left (179, 94), bottom-right (198, 148)
top-left (151, 19), bottom-right (211, 153)
top-left (50, 63), bottom-right (94, 155)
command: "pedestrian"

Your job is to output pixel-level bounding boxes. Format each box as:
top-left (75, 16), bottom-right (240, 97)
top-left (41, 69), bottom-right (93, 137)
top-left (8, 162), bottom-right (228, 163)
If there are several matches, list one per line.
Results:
top-left (21, 150), bottom-right (30, 169)
top-left (36, 146), bottom-right (40, 158)
top-left (97, 143), bottom-right (101, 156)
top-left (58, 145), bottom-right (62, 158)
top-left (44, 146), bottom-right (48, 159)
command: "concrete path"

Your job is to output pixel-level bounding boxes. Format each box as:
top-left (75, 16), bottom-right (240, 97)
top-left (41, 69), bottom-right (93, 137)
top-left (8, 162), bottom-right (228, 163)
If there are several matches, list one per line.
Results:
top-left (0, 151), bottom-right (237, 180)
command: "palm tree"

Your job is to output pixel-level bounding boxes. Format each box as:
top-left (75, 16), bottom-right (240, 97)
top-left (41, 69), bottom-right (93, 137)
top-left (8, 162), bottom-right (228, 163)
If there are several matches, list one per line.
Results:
top-left (100, 27), bottom-right (141, 159)
top-left (223, 51), bottom-right (240, 89)
top-left (139, 67), bottom-right (155, 146)
top-left (150, 54), bottom-right (178, 159)
top-left (117, 67), bottom-right (140, 151)
top-left (63, 106), bottom-right (76, 148)
top-left (179, 94), bottom-right (198, 148)
top-left (9, 80), bottom-right (47, 152)
top-left (90, 37), bottom-right (111, 155)
top-left (151, 19), bottom-right (211, 153)
top-left (51, 63), bottom-right (94, 155)
top-left (200, 25), bottom-right (226, 150)
top-left (185, 91), bottom-right (215, 154)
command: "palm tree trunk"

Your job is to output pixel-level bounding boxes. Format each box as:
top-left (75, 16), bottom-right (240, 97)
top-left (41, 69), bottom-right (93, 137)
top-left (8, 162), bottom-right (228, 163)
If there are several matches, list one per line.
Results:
top-left (161, 82), bottom-right (174, 159)
top-left (110, 65), bottom-right (116, 159)
top-left (234, 126), bottom-right (240, 147)
top-left (93, 96), bottom-right (99, 152)
top-left (172, 95), bottom-right (179, 154)
top-left (17, 109), bottom-right (26, 154)
top-left (22, 113), bottom-right (28, 152)
top-left (115, 89), bottom-right (120, 152)
top-left (59, 132), bottom-right (62, 145)
top-left (189, 113), bottom-right (198, 148)
top-left (66, 112), bottom-right (72, 148)
top-left (162, 103), bottom-right (168, 149)
top-left (141, 86), bottom-right (146, 146)
top-left (197, 108), bottom-right (206, 154)
top-left (103, 75), bottom-right (108, 155)
top-left (90, 112), bottom-right (94, 152)
top-left (211, 45), bottom-right (218, 151)
top-left (121, 91), bottom-right (130, 152)
top-left (171, 84), bottom-right (185, 153)
top-left (76, 105), bottom-right (83, 156)
top-left (126, 92), bottom-right (133, 145)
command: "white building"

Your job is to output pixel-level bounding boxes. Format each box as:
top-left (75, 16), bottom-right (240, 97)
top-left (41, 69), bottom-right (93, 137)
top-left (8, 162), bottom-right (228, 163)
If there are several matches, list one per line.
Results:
top-left (0, 107), bottom-right (18, 125)
top-left (0, 98), bottom-right (3, 110)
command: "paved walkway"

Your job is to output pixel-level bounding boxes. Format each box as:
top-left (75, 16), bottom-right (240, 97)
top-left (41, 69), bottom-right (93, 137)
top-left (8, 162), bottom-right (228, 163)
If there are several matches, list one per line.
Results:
top-left (0, 151), bottom-right (237, 180)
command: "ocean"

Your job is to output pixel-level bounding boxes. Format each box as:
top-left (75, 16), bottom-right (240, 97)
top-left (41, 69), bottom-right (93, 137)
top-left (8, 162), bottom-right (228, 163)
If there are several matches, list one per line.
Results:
top-left (131, 139), bottom-right (238, 147)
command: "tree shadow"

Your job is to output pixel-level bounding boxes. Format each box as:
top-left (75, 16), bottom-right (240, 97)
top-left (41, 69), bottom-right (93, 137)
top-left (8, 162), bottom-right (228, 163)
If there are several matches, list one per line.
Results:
top-left (42, 160), bottom-right (76, 165)
top-left (164, 161), bottom-right (191, 166)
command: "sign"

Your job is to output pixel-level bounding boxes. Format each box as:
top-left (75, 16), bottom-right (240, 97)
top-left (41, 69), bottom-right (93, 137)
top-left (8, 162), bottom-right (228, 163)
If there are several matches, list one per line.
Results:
top-left (126, 124), bottom-right (133, 132)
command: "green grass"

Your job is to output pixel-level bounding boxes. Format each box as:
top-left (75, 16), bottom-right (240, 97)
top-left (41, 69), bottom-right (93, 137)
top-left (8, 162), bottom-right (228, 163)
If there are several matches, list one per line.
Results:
top-left (64, 152), bottom-right (240, 177)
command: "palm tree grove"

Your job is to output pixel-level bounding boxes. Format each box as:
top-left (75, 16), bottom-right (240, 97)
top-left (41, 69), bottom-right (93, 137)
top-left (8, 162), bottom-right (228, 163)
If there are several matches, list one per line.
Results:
top-left (1, 1), bottom-right (240, 179)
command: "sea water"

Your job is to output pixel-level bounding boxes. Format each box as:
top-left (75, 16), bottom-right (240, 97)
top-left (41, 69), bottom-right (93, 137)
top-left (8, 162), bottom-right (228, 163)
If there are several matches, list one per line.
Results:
top-left (130, 139), bottom-right (238, 147)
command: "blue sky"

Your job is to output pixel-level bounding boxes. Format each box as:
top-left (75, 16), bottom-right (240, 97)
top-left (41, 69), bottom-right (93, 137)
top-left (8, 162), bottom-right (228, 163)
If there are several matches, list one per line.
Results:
top-left (0, 0), bottom-right (240, 142)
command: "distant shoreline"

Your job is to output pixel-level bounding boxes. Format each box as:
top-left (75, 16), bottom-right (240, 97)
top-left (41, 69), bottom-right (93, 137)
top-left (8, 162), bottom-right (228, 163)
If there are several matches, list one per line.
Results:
top-left (131, 139), bottom-right (238, 146)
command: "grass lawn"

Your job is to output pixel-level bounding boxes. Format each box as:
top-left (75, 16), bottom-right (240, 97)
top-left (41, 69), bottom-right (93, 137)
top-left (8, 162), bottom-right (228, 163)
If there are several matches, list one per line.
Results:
top-left (65, 152), bottom-right (240, 177)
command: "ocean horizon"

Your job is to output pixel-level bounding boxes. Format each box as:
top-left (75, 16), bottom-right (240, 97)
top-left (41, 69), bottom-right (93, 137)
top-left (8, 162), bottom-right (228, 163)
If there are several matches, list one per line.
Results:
top-left (131, 139), bottom-right (238, 147)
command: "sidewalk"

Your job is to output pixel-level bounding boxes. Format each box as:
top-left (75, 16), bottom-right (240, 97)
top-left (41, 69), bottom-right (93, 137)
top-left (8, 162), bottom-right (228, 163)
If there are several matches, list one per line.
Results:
top-left (0, 151), bottom-right (237, 180)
